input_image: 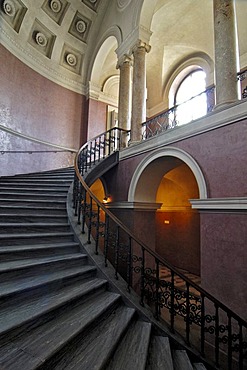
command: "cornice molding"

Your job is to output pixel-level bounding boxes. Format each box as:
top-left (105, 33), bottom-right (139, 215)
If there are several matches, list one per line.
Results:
top-left (190, 198), bottom-right (247, 211)
top-left (105, 201), bottom-right (162, 211)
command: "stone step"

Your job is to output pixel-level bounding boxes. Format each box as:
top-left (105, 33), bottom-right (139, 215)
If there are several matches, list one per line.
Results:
top-left (0, 198), bottom-right (67, 207)
top-left (0, 192), bottom-right (68, 200)
top-left (0, 277), bottom-right (109, 341)
top-left (173, 350), bottom-right (194, 370)
top-left (0, 179), bottom-right (73, 186)
top-left (0, 186), bottom-right (69, 193)
top-left (0, 205), bottom-right (68, 215)
top-left (0, 241), bottom-right (81, 261)
top-left (0, 291), bottom-right (121, 370)
top-left (0, 231), bottom-right (75, 246)
top-left (0, 182), bottom-right (71, 189)
top-left (0, 264), bottom-right (97, 300)
top-left (106, 320), bottom-right (152, 370)
top-left (0, 253), bottom-right (88, 282)
top-left (0, 213), bottom-right (68, 222)
top-left (48, 304), bottom-right (136, 370)
top-left (146, 336), bottom-right (174, 370)
top-left (0, 222), bottom-right (70, 234)
top-left (193, 364), bottom-right (208, 370)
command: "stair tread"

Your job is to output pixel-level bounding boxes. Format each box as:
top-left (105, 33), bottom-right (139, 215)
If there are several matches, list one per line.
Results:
top-left (0, 291), bottom-right (120, 370)
top-left (0, 241), bottom-right (79, 252)
top-left (173, 350), bottom-right (193, 370)
top-left (0, 278), bottom-right (108, 336)
top-left (0, 264), bottom-right (96, 298)
top-left (0, 253), bottom-right (86, 272)
top-left (147, 336), bottom-right (173, 370)
top-left (0, 231), bottom-right (74, 238)
top-left (51, 305), bottom-right (136, 370)
top-left (106, 320), bottom-right (152, 370)
top-left (0, 222), bottom-right (69, 227)
top-left (193, 364), bottom-right (207, 370)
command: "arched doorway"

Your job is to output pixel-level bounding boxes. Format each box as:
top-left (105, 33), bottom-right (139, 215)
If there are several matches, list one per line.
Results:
top-left (128, 147), bottom-right (207, 277)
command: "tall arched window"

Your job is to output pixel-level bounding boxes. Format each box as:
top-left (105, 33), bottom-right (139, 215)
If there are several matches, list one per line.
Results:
top-left (174, 69), bottom-right (207, 125)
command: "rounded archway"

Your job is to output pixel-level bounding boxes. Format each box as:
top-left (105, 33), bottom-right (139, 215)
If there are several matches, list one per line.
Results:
top-left (128, 147), bottom-right (207, 276)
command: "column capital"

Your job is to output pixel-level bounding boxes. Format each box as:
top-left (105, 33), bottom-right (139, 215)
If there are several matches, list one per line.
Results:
top-left (116, 54), bottom-right (133, 69)
top-left (131, 40), bottom-right (151, 55)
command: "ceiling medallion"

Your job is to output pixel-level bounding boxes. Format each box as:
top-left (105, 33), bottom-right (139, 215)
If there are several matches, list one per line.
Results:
top-left (50, 0), bottom-right (62, 13)
top-left (117, 0), bottom-right (131, 10)
top-left (35, 32), bottom-right (48, 47)
top-left (66, 53), bottom-right (77, 66)
top-left (3, 0), bottom-right (16, 17)
top-left (76, 20), bottom-right (87, 34)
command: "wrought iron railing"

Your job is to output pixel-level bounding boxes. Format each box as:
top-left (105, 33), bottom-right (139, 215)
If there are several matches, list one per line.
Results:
top-left (237, 69), bottom-right (247, 99)
top-left (73, 128), bottom-right (247, 370)
top-left (142, 87), bottom-right (215, 140)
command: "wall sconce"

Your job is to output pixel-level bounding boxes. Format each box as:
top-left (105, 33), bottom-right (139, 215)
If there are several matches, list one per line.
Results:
top-left (103, 196), bottom-right (109, 204)
top-left (164, 220), bottom-right (170, 224)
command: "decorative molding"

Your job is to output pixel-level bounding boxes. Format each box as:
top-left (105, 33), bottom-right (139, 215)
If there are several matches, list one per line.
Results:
top-left (60, 43), bottom-right (83, 75)
top-left (41, 0), bottom-right (69, 25)
top-left (190, 198), bottom-right (247, 211)
top-left (81, 0), bottom-right (100, 12)
top-left (106, 201), bottom-right (162, 211)
top-left (117, 0), bottom-right (131, 11)
top-left (68, 11), bottom-right (91, 43)
top-left (0, 26), bottom-right (86, 94)
top-left (120, 100), bottom-right (247, 163)
top-left (29, 19), bottom-right (56, 59)
top-left (0, 0), bottom-right (27, 33)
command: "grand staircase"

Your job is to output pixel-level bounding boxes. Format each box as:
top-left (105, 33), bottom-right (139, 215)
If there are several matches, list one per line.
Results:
top-left (0, 167), bottom-right (208, 369)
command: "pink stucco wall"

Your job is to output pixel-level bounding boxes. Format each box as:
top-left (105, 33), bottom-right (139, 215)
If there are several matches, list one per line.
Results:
top-left (103, 118), bottom-right (246, 317)
top-left (87, 99), bottom-right (107, 140)
top-left (0, 44), bottom-right (86, 176)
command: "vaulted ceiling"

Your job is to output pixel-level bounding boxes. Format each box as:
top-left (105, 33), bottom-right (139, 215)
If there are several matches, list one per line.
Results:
top-left (1, 0), bottom-right (246, 115)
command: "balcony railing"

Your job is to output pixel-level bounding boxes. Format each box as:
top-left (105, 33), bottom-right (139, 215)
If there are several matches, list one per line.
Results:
top-left (73, 127), bottom-right (247, 370)
top-left (142, 87), bottom-right (215, 140)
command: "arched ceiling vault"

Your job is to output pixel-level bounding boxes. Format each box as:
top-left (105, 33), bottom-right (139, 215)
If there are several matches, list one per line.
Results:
top-left (1, 0), bottom-right (246, 114)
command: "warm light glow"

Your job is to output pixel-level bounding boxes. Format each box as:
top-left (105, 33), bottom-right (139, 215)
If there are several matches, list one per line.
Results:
top-left (164, 220), bottom-right (170, 224)
top-left (103, 196), bottom-right (109, 204)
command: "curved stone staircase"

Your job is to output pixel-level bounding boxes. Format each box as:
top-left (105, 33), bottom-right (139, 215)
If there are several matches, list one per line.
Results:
top-left (0, 167), bottom-right (209, 369)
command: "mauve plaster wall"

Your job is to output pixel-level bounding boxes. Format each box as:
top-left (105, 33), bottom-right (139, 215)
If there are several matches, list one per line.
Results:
top-left (103, 118), bottom-right (246, 314)
top-left (201, 212), bottom-right (246, 319)
top-left (87, 99), bottom-right (107, 140)
top-left (0, 44), bottom-right (86, 176)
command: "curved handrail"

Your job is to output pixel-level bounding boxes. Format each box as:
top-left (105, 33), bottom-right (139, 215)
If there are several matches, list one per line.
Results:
top-left (0, 123), bottom-right (77, 153)
top-left (74, 127), bottom-right (247, 369)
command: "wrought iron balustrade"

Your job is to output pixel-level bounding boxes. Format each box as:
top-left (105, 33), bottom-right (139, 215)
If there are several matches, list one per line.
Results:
top-left (142, 86), bottom-right (215, 140)
top-left (73, 128), bottom-right (247, 370)
top-left (237, 69), bottom-right (247, 99)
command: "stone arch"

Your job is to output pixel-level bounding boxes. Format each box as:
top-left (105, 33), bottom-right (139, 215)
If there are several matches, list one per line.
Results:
top-left (86, 26), bottom-right (123, 85)
top-left (128, 146), bottom-right (207, 203)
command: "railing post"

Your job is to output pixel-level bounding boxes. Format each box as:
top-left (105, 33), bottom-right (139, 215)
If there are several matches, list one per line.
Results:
top-left (215, 305), bottom-right (220, 368)
top-left (104, 214), bottom-right (109, 267)
top-left (127, 236), bottom-right (132, 292)
top-left (114, 226), bottom-right (120, 280)
top-left (170, 270), bottom-right (175, 333)
top-left (155, 259), bottom-right (160, 320)
top-left (95, 204), bottom-right (100, 255)
top-left (186, 282), bottom-right (191, 345)
top-left (140, 247), bottom-right (145, 307)
top-left (87, 196), bottom-right (93, 244)
top-left (201, 294), bottom-right (205, 357)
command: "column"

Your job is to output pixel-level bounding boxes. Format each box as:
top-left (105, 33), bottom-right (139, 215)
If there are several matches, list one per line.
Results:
top-left (117, 56), bottom-right (132, 147)
top-left (130, 41), bottom-right (151, 143)
top-left (214, 0), bottom-right (239, 108)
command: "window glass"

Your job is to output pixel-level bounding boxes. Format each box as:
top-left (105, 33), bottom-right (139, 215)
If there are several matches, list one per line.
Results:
top-left (175, 70), bottom-right (207, 125)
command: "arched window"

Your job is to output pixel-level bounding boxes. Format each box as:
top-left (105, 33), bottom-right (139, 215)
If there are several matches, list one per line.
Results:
top-left (174, 69), bottom-right (207, 125)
